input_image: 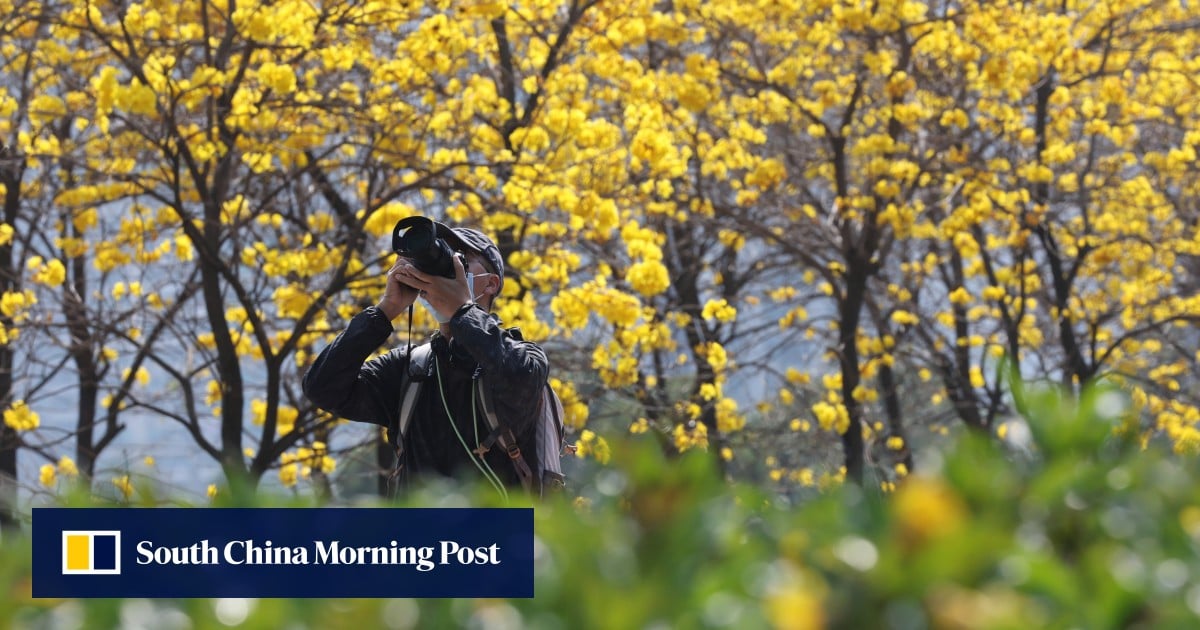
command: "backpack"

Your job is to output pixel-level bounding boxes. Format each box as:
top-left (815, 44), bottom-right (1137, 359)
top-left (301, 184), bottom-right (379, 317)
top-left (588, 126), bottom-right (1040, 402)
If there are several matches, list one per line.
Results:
top-left (394, 341), bottom-right (569, 497)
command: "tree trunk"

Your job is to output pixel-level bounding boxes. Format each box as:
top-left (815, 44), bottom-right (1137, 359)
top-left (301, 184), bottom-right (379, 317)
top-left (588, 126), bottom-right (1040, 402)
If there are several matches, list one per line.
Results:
top-left (0, 144), bottom-right (22, 530)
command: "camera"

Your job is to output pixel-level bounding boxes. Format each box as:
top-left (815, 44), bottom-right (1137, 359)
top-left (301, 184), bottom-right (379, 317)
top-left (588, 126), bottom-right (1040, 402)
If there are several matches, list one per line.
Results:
top-left (391, 216), bottom-right (465, 283)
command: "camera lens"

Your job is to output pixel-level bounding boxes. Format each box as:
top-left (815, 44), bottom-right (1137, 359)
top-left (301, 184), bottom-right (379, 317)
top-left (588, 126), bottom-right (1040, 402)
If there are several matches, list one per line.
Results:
top-left (401, 226), bottom-right (431, 252)
top-left (391, 217), bottom-right (458, 279)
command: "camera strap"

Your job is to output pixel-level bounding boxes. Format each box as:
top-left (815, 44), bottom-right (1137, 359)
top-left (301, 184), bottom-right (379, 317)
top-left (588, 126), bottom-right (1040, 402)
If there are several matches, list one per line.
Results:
top-left (388, 304), bottom-right (420, 490)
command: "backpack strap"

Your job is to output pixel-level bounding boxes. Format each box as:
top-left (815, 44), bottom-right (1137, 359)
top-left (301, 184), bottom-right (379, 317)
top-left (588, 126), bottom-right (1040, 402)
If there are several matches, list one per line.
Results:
top-left (393, 344), bottom-right (434, 460)
top-left (474, 377), bottom-right (536, 494)
top-left (544, 382), bottom-right (566, 452)
top-left (539, 382), bottom-right (569, 493)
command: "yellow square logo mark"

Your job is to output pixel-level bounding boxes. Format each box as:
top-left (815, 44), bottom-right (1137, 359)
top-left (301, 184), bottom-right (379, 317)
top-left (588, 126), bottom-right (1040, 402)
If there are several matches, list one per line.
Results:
top-left (61, 531), bottom-right (121, 575)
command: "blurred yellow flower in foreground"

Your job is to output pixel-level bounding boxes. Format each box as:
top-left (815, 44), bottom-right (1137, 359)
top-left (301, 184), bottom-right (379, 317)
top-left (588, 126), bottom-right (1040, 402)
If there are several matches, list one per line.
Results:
top-left (766, 588), bottom-right (825, 630)
top-left (112, 475), bottom-right (134, 500)
top-left (892, 476), bottom-right (968, 547)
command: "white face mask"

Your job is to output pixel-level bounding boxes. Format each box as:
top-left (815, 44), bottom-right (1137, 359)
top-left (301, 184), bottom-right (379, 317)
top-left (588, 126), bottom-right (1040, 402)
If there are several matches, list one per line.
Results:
top-left (419, 272), bottom-right (478, 324)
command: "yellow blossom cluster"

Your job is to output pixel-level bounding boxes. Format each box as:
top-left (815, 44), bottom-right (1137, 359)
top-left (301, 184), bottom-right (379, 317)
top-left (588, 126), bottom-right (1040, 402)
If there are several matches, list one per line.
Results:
top-left (27, 256), bottom-right (66, 287)
top-left (362, 203), bottom-right (417, 238)
top-left (699, 341), bottom-right (729, 372)
top-left (701, 298), bottom-right (738, 323)
top-left (120, 366), bottom-right (151, 387)
top-left (512, 246), bottom-right (582, 294)
top-left (112, 475), bottom-right (134, 500)
top-left (278, 442), bottom-right (336, 487)
top-left (273, 284), bottom-right (317, 320)
top-left (574, 430), bottom-right (611, 465)
top-left (39, 456), bottom-right (80, 488)
top-left (39, 464), bottom-right (56, 487)
top-left (487, 292), bottom-right (549, 342)
top-left (3, 400), bottom-right (39, 431)
top-left (592, 342), bottom-right (641, 389)
top-left (0, 289), bottom-right (36, 335)
top-left (251, 399), bottom-right (299, 436)
top-left (550, 378), bottom-right (589, 430)
top-left (551, 281), bottom-right (643, 332)
top-left (620, 222), bottom-right (672, 297)
top-left (767, 465), bottom-right (817, 488)
top-left (698, 378), bottom-right (746, 434)
top-left (811, 401), bottom-right (851, 435)
top-left (673, 421), bottom-right (709, 452)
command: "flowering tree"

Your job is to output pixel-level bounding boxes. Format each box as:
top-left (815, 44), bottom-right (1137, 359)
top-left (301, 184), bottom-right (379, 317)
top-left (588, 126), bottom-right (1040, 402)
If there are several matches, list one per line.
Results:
top-left (2, 0), bottom-right (1198, 507)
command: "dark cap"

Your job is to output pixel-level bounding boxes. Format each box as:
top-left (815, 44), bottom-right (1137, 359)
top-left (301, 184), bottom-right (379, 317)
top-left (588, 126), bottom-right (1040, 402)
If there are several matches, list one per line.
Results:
top-left (439, 224), bottom-right (505, 292)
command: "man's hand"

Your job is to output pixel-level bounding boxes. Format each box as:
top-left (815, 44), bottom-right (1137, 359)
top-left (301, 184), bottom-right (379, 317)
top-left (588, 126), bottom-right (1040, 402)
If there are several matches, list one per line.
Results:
top-left (376, 258), bottom-right (422, 321)
top-left (388, 255), bottom-right (473, 320)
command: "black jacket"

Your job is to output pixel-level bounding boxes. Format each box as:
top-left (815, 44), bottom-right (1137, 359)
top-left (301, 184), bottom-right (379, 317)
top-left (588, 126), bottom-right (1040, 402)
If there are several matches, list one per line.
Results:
top-left (302, 304), bottom-right (548, 491)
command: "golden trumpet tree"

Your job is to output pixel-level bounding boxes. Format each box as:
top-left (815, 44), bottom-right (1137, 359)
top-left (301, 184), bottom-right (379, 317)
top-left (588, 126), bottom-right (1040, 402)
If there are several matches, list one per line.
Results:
top-left (690, 0), bottom-right (1200, 486)
top-left (1, 0), bottom-right (1197, 503)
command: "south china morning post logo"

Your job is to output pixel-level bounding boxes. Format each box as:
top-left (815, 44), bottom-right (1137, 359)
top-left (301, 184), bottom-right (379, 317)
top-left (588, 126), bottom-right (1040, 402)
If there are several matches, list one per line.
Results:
top-left (134, 537), bottom-right (500, 571)
top-left (61, 530), bottom-right (121, 575)
top-left (34, 507), bottom-right (533, 598)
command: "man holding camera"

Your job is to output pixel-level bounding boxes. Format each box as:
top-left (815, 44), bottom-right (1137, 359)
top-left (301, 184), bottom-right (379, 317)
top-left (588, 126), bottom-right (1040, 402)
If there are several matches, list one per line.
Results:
top-left (302, 217), bottom-right (549, 497)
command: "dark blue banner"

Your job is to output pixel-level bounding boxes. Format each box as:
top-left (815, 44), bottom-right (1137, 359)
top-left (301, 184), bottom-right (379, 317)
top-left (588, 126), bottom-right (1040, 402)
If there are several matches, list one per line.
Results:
top-left (33, 507), bottom-right (533, 598)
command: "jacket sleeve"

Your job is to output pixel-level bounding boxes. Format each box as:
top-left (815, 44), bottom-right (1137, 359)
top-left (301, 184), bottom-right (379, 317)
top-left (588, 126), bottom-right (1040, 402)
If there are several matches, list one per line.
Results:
top-left (449, 304), bottom-right (548, 434)
top-left (302, 306), bottom-right (408, 428)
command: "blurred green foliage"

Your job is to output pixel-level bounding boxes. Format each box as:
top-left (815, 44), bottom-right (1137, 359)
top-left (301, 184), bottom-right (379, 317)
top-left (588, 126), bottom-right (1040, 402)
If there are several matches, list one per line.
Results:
top-left (5, 380), bottom-right (1200, 629)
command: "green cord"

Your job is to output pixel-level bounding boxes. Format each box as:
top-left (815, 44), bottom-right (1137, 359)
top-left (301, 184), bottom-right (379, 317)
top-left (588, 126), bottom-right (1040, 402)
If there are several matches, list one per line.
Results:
top-left (434, 356), bottom-right (508, 502)
top-left (470, 381), bottom-right (509, 500)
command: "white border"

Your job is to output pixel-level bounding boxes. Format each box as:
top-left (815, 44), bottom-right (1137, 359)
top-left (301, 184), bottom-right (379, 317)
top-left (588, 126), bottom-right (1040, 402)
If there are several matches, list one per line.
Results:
top-left (61, 530), bottom-right (122, 575)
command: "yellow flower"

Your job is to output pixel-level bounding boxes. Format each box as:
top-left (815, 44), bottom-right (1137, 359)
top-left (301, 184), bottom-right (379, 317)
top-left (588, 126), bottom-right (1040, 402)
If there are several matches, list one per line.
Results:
top-left (626, 260), bottom-right (670, 296)
top-left (112, 475), bottom-right (134, 500)
top-left (969, 366), bottom-right (985, 389)
top-left (796, 468), bottom-right (815, 487)
top-left (575, 430), bottom-right (611, 465)
top-left (786, 368), bottom-right (811, 385)
top-left (771, 286), bottom-right (798, 302)
top-left (58, 456), bottom-right (78, 477)
top-left (716, 397), bottom-right (744, 432)
top-left (673, 422), bottom-right (709, 452)
top-left (31, 258), bottom-right (67, 287)
top-left (3, 401), bottom-right (39, 431)
top-left (39, 464), bottom-right (56, 487)
top-left (0, 290), bottom-right (35, 318)
top-left (279, 463), bottom-right (298, 488)
top-left (765, 584), bottom-right (825, 630)
top-left (811, 402), bottom-right (850, 434)
top-left (143, 456), bottom-right (155, 467)
top-left (207, 484), bottom-right (218, 499)
top-left (982, 286), bottom-right (1006, 301)
top-left (891, 310), bottom-right (919, 326)
top-left (948, 287), bottom-right (972, 306)
top-left (893, 477), bottom-right (967, 547)
top-left (701, 298), bottom-right (738, 323)
top-left (274, 285), bottom-right (314, 319)
top-left (551, 378), bottom-right (590, 430)
top-left (704, 342), bottom-right (728, 372)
